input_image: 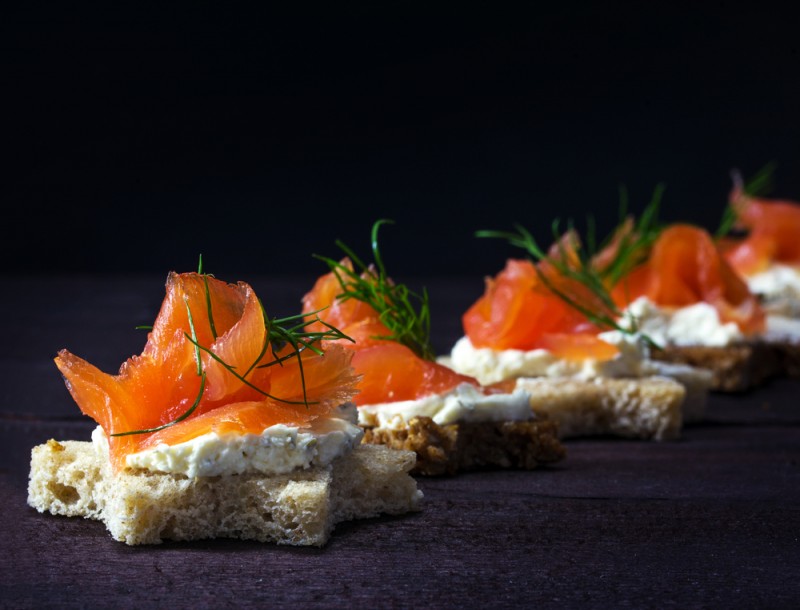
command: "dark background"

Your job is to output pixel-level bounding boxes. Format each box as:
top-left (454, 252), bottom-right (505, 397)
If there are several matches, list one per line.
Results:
top-left (4, 4), bottom-right (800, 281)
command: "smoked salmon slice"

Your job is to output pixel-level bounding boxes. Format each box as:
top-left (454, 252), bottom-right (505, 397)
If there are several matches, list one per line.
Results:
top-left (461, 231), bottom-right (621, 360)
top-left (613, 225), bottom-right (765, 334)
top-left (302, 258), bottom-right (391, 340)
top-left (55, 272), bottom-right (359, 472)
top-left (722, 184), bottom-right (800, 276)
top-left (351, 343), bottom-right (477, 405)
top-left (302, 260), bottom-right (478, 405)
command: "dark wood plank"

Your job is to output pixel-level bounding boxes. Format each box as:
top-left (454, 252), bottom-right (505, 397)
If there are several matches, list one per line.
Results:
top-left (2, 275), bottom-right (799, 608)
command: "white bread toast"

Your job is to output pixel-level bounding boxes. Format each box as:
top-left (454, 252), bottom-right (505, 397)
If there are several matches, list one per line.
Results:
top-left (514, 376), bottom-right (688, 441)
top-left (359, 373), bottom-right (692, 474)
top-left (28, 439), bottom-right (422, 546)
top-left (650, 342), bottom-right (782, 392)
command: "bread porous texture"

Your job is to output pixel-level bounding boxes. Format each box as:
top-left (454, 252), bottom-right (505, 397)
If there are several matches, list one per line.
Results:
top-left (651, 342), bottom-right (781, 392)
top-left (362, 416), bottom-right (565, 476)
top-left (28, 440), bottom-right (422, 546)
top-left (514, 376), bottom-right (687, 441)
top-left (769, 340), bottom-right (800, 379)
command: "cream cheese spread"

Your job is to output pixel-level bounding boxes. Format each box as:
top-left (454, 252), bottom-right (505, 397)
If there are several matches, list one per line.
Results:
top-left (442, 298), bottom-right (719, 423)
top-left (747, 263), bottom-right (800, 317)
top-left (356, 382), bottom-right (533, 430)
top-left (763, 314), bottom-right (800, 343)
top-left (619, 297), bottom-right (744, 347)
top-left (445, 331), bottom-right (648, 386)
top-left (96, 404), bottom-right (364, 478)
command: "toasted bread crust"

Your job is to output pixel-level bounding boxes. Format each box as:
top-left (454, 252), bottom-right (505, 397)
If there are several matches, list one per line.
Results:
top-left (361, 416), bottom-right (565, 476)
top-left (650, 343), bottom-right (781, 392)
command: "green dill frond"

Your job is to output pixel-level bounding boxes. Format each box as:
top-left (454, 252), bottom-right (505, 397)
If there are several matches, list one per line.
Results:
top-left (716, 162), bottom-right (777, 239)
top-left (314, 219), bottom-right (435, 360)
top-left (477, 223), bottom-right (628, 334)
top-left (477, 185), bottom-right (665, 341)
top-left (742, 161), bottom-right (777, 197)
top-left (715, 205), bottom-right (738, 240)
top-left (595, 183), bottom-right (664, 285)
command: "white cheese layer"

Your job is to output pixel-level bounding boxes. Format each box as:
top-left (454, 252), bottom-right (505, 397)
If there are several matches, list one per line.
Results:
top-left (619, 297), bottom-right (744, 347)
top-left (747, 263), bottom-right (800, 317)
top-left (97, 404), bottom-right (363, 478)
top-left (445, 331), bottom-right (648, 386)
top-left (357, 382), bottom-right (533, 431)
top-left (763, 314), bottom-right (800, 344)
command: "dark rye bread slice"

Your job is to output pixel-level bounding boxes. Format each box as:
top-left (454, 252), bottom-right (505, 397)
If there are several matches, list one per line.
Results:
top-left (769, 340), bottom-right (800, 379)
top-left (361, 417), bottom-right (565, 476)
top-left (759, 307), bottom-right (800, 378)
top-left (649, 342), bottom-right (782, 392)
top-left (28, 439), bottom-right (422, 546)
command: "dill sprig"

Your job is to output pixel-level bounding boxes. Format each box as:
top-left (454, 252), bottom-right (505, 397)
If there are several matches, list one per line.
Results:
top-left (476, 186), bottom-right (664, 339)
top-left (716, 162), bottom-right (777, 239)
top-left (314, 219), bottom-right (435, 360)
top-left (477, 223), bottom-right (631, 334)
top-left (112, 261), bottom-right (352, 437)
top-left (594, 184), bottom-right (664, 286)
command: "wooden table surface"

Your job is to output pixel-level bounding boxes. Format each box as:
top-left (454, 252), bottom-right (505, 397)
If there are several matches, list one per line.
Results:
top-left (2, 274), bottom-right (799, 609)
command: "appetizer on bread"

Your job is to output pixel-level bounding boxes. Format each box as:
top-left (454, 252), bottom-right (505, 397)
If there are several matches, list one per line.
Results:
top-left (718, 166), bottom-right (800, 377)
top-left (612, 222), bottom-right (774, 391)
top-left (302, 220), bottom-right (566, 475)
top-left (28, 267), bottom-right (421, 546)
top-left (444, 195), bottom-right (710, 438)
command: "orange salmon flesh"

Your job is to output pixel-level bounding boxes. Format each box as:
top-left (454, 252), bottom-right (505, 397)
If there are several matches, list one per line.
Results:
top-left (302, 260), bottom-right (479, 404)
top-left (56, 272), bottom-right (359, 471)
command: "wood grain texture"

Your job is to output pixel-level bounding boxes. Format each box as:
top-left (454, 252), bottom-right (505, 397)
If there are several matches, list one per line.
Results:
top-left (1, 275), bottom-right (799, 608)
